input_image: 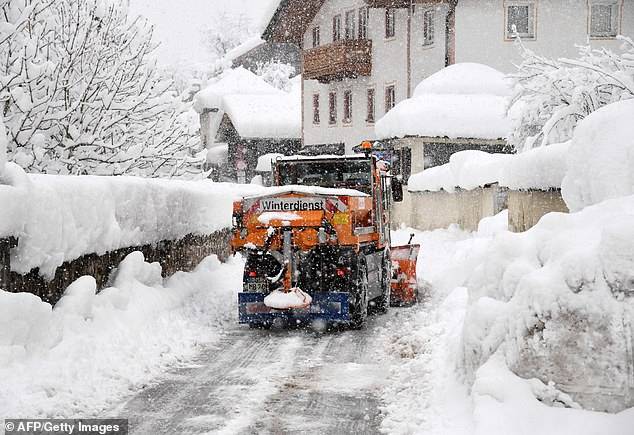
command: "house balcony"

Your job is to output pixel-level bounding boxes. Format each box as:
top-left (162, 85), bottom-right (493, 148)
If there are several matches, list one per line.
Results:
top-left (364, 0), bottom-right (410, 7)
top-left (303, 39), bottom-right (372, 83)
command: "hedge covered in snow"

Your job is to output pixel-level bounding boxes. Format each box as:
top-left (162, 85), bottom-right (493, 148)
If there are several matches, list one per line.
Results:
top-left (0, 164), bottom-right (263, 278)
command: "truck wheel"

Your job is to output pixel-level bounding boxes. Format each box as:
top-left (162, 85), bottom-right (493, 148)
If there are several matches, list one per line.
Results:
top-left (350, 259), bottom-right (368, 329)
top-left (374, 252), bottom-right (391, 314)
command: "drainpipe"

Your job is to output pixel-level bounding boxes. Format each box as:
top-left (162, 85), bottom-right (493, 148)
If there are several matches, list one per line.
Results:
top-left (407, 0), bottom-right (413, 98)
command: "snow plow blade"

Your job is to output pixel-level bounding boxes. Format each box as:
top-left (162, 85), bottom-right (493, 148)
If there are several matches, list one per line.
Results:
top-left (238, 292), bottom-right (350, 324)
top-left (390, 243), bottom-right (421, 306)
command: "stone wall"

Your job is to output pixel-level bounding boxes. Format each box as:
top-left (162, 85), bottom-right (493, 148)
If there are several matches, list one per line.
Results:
top-left (0, 230), bottom-right (232, 305)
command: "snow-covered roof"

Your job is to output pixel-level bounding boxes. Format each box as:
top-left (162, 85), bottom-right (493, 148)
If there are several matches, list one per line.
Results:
top-left (193, 67), bottom-right (301, 140)
top-left (193, 67), bottom-right (279, 113)
top-left (376, 63), bottom-right (513, 141)
top-left (225, 37), bottom-right (266, 63)
top-left (223, 92), bottom-right (301, 140)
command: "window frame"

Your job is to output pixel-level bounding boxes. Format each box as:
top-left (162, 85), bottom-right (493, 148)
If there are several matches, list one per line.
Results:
top-left (358, 7), bottom-right (369, 39)
top-left (312, 26), bottom-right (320, 48)
top-left (504, 1), bottom-right (537, 40)
top-left (422, 8), bottom-right (435, 46)
top-left (385, 84), bottom-right (396, 114)
top-left (333, 14), bottom-right (342, 42)
top-left (385, 8), bottom-right (396, 39)
top-left (366, 88), bottom-right (376, 124)
top-left (343, 89), bottom-right (353, 124)
top-left (328, 91), bottom-right (338, 125)
top-left (345, 10), bottom-right (356, 40)
top-left (312, 94), bottom-right (320, 125)
top-left (588, 0), bottom-right (621, 39)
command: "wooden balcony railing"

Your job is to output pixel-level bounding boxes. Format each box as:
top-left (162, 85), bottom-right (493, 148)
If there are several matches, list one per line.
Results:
top-left (303, 39), bottom-right (372, 83)
top-left (364, 0), bottom-right (410, 7)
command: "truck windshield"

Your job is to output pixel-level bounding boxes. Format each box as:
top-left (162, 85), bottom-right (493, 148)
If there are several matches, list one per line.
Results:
top-left (277, 160), bottom-right (373, 193)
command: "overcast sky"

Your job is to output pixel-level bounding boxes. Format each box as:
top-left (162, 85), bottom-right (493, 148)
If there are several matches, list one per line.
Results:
top-left (129, 0), bottom-right (278, 66)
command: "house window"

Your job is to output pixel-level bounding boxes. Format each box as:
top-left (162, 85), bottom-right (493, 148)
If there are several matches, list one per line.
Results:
top-left (358, 7), bottom-right (369, 39)
top-left (505, 2), bottom-right (536, 39)
top-left (345, 10), bottom-right (356, 40)
top-left (329, 92), bottom-right (337, 125)
top-left (312, 27), bottom-right (320, 48)
top-left (367, 88), bottom-right (376, 124)
top-left (333, 15), bottom-right (342, 42)
top-left (385, 85), bottom-right (396, 113)
top-left (423, 9), bottom-right (435, 45)
top-left (343, 90), bottom-right (353, 123)
top-left (313, 94), bottom-right (320, 124)
top-left (589, 1), bottom-right (620, 38)
top-left (385, 8), bottom-right (396, 38)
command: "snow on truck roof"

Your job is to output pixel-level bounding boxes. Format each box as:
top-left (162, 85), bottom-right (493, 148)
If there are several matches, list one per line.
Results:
top-left (277, 154), bottom-right (368, 161)
top-left (375, 63), bottom-right (514, 141)
top-left (244, 185), bottom-right (369, 199)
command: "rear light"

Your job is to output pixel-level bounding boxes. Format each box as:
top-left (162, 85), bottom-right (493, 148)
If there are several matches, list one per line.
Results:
top-left (336, 267), bottom-right (350, 277)
top-left (248, 270), bottom-right (258, 278)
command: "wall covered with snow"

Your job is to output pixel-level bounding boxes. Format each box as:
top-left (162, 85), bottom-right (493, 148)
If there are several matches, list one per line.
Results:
top-left (408, 143), bottom-right (570, 193)
top-left (0, 166), bottom-right (263, 278)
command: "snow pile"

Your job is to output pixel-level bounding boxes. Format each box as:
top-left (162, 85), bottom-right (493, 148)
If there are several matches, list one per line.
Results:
top-left (562, 99), bottom-right (634, 212)
top-left (376, 63), bottom-right (513, 140)
top-left (256, 153), bottom-right (284, 172)
top-left (408, 143), bottom-right (570, 192)
top-left (0, 252), bottom-right (244, 418)
top-left (460, 197), bottom-right (634, 413)
top-left (384, 217), bottom-right (634, 434)
top-left (408, 151), bottom-right (511, 193)
top-left (264, 288), bottom-right (312, 309)
top-left (0, 172), bottom-right (263, 278)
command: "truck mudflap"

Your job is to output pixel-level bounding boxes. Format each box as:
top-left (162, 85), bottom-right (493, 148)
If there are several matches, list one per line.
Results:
top-left (238, 291), bottom-right (350, 324)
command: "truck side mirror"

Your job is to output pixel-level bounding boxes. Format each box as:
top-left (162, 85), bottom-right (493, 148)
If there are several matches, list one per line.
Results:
top-left (392, 178), bottom-right (403, 202)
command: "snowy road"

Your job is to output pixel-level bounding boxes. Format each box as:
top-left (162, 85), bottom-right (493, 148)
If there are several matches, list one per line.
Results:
top-left (119, 315), bottom-right (402, 434)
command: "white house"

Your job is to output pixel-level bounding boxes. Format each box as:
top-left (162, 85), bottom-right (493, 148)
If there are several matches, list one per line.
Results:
top-left (262, 0), bottom-right (634, 153)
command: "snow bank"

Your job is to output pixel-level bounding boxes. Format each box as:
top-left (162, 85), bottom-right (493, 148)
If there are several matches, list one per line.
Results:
top-left (385, 208), bottom-right (634, 433)
top-left (376, 63), bottom-right (513, 140)
top-left (0, 252), bottom-right (244, 418)
top-left (408, 143), bottom-right (570, 192)
top-left (460, 196), bottom-right (634, 412)
top-left (562, 99), bottom-right (634, 212)
top-left (0, 173), bottom-right (263, 278)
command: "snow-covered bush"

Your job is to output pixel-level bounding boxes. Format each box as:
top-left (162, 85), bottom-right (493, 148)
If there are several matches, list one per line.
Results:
top-left (562, 99), bottom-right (634, 212)
top-left (509, 37), bottom-right (634, 151)
top-left (256, 61), bottom-right (296, 92)
top-left (0, 0), bottom-right (204, 177)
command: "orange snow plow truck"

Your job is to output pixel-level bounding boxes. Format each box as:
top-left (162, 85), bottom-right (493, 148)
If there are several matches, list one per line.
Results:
top-left (231, 150), bottom-right (417, 328)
